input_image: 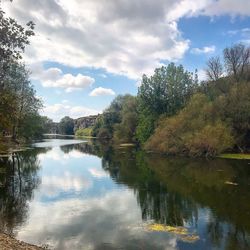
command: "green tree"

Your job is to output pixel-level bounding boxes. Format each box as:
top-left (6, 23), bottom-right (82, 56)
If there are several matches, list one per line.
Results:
top-left (92, 95), bottom-right (136, 139)
top-left (137, 63), bottom-right (197, 143)
top-left (59, 116), bottom-right (75, 135)
top-left (0, 1), bottom-right (35, 88)
top-left (146, 94), bottom-right (234, 157)
top-left (113, 95), bottom-right (138, 143)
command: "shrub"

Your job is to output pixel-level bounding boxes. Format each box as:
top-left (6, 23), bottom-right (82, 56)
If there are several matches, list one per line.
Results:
top-left (146, 94), bottom-right (234, 157)
top-left (75, 127), bottom-right (93, 137)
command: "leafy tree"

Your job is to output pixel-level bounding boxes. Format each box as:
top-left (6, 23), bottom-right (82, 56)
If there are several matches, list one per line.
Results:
top-left (214, 82), bottom-right (250, 150)
top-left (136, 63), bottom-right (197, 143)
top-left (113, 95), bottom-right (138, 142)
top-left (0, 0), bottom-right (35, 88)
top-left (92, 95), bottom-right (136, 139)
top-left (59, 116), bottom-right (75, 135)
top-left (0, 63), bottom-right (42, 140)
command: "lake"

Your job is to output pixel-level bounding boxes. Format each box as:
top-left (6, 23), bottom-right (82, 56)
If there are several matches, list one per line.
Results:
top-left (0, 139), bottom-right (250, 250)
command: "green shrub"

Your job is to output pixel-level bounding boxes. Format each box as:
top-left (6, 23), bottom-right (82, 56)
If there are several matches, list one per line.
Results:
top-left (75, 127), bottom-right (93, 137)
top-left (146, 94), bottom-right (234, 157)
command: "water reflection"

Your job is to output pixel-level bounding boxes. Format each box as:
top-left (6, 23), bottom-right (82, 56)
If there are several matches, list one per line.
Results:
top-left (0, 148), bottom-right (47, 235)
top-left (0, 139), bottom-right (249, 250)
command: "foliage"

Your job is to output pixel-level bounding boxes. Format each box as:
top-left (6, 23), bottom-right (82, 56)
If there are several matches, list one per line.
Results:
top-left (136, 63), bottom-right (198, 143)
top-left (0, 62), bottom-right (42, 140)
top-left (59, 116), bottom-right (74, 135)
top-left (213, 82), bottom-right (250, 149)
top-left (0, 1), bottom-right (45, 142)
top-left (75, 127), bottom-right (93, 137)
top-left (113, 95), bottom-right (138, 143)
top-left (0, 1), bottom-right (35, 87)
top-left (92, 95), bottom-right (138, 142)
top-left (146, 94), bottom-right (234, 157)
top-left (18, 113), bottom-right (47, 140)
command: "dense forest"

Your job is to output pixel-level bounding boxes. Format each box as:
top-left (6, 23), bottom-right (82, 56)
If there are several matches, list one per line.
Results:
top-left (92, 45), bottom-right (250, 157)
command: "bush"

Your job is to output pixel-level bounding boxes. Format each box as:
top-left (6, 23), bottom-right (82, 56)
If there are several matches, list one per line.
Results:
top-left (146, 94), bottom-right (234, 157)
top-left (75, 127), bottom-right (93, 137)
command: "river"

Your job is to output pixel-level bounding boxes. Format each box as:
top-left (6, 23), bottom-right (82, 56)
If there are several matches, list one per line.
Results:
top-left (0, 139), bottom-right (249, 250)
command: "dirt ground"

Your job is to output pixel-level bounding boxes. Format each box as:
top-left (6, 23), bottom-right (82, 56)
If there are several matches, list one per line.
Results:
top-left (0, 233), bottom-right (43, 250)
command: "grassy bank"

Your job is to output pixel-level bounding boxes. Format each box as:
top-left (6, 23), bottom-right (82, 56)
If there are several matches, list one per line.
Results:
top-left (218, 154), bottom-right (250, 160)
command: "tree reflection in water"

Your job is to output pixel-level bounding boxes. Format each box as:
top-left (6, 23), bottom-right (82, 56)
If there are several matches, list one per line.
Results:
top-left (69, 140), bottom-right (250, 250)
top-left (0, 148), bottom-right (47, 236)
top-left (0, 140), bottom-right (249, 250)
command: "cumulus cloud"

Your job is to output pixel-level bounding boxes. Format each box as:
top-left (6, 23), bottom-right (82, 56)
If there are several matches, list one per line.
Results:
top-left (191, 45), bottom-right (216, 55)
top-left (42, 103), bottom-right (100, 121)
top-left (204, 0), bottom-right (250, 16)
top-left (89, 87), bottom-right (115, 97)
top-left (30, 64), bottom-right (94, 92)
top-left (2, 0), bottom-right (250, 79)
top-left (2, 0), bottom-right (191, 79)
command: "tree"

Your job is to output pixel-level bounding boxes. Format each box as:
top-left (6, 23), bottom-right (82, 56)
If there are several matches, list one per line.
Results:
top-left (0, 62), bottom-right (42, 140)
top-left (214, 82), bottom-right (250, 150)
top-left (59, 116), bottom-right (74, 135)
top-left (136, 63), bottom-right (197, 143)
top-left (0, 1), bottom-right (35, 88)
top-left (92, 95), bottom-right (136, 139)
top-left (206, 56), bottom-right (223, 81)
top-left (223, 43), bottom-right (250, 81)
top-left (113, 95), bottom-right (138, 142)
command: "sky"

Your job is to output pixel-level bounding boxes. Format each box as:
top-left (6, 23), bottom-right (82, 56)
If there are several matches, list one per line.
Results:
top-left (2, 0), bottom-right (250, 121)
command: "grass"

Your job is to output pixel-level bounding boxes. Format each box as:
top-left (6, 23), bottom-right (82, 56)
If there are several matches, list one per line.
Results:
top-left (119, 143), bottom-right (135, 147)
top-left (218, 153), bottom-right (250, 160)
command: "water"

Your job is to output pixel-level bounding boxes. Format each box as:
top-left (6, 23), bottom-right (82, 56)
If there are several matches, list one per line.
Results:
top-left (0, 139), bottom-right (250, 250)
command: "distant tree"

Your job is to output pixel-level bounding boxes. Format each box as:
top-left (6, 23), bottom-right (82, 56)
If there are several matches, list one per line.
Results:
top-left (206, 56), bottom-right (223, 81)
top-left (59, 116), bottom-right (74, 135)
top-left (113, 95), bottom-right (138, 143)
top-left (223, 43), bottom-right (250, 81)
top-left (92, 95), bottom-right (135, 139)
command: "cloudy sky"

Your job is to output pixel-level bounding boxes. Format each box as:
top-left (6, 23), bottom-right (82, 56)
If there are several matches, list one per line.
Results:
top-left (2, 0), bottom-right (250, 121)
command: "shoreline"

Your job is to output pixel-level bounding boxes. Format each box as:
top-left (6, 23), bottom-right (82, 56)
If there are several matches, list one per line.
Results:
top-left (0, 233), bottom-right (43, 250)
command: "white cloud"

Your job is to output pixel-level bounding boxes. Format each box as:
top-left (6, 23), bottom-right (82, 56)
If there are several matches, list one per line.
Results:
top-left (17, 189), bottom-right (178, 250)
top-left (42, 103), bottom-right (100, 121)
top-left (88, 168), bottom-right (109, 178)
top-left (30, 64), bottom-right (94, 92)
top-left (89, 87), bottom-right (115, 97)
top-left (191, 45), bottom-right (216, 55)
top-left (2, 0), bottom-right (250, 80)
top-left (2, 0), bottom-right (192, 79)
top-left (204, 0), bottom-right (250, 16)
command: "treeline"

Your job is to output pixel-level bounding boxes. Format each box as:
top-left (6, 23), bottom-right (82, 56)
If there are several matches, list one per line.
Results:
top-left (92, 44), bottom-right (250, 157)
top-left (0, 1), bottom-right (49, 142)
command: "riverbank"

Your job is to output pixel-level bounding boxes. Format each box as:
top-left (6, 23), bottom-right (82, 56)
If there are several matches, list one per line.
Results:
top-left (0, 137), bottom-right (29, 157)
top-left (0, 233), bottom-right (43, 250)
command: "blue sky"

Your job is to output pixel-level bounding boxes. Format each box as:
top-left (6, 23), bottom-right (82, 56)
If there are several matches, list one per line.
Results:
top-left (3, 0), bottom-right (250, 121)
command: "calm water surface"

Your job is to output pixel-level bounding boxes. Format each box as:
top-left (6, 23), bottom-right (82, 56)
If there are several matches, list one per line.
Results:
top-left (0, 139), bottom-right (250, 250)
